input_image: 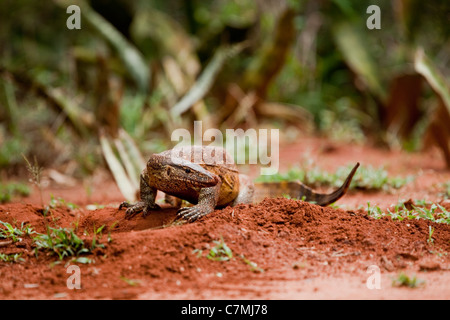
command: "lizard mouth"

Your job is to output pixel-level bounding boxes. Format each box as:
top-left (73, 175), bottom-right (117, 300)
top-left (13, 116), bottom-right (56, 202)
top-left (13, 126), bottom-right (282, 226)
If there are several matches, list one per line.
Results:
top-left (169, 160), bottom-right (219, 187)
top-left (182, 165), bottom-right (219, 187)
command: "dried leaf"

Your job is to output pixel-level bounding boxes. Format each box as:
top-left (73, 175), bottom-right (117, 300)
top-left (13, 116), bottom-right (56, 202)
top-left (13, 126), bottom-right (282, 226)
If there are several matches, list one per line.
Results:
top-left (113, 139), bottom-right (140, 190)
top-left (100, 133), bottom-right (137, 202)
top-left (243, 8), bottom-right (297, 98)
top-left (119, 129), bottom-right (146, 170)
top-left (70, 0), bottom-right (150, 93)
top-left (384, 74), bottom-right (423, 139)
top-left (130, 8), bottom-right (200, 80)
top-left (333, 22), bottom-right (386, 101)
top-left (170, 43), bottom-right (247, 117)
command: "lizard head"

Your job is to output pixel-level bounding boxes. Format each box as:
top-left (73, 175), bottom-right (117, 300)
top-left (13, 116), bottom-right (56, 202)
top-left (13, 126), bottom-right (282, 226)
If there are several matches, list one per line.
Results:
top-left (147, 154), bottom-right (219, 188)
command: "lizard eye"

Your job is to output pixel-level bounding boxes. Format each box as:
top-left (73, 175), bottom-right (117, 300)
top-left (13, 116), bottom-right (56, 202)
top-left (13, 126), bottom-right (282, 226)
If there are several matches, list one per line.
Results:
top-left (185, 168), bottom-right (191, 173)
top-left (166, 167), bottom-right (171, 175)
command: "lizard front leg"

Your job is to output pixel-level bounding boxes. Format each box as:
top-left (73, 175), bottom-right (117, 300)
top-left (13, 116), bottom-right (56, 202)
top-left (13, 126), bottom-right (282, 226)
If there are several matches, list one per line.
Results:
top-left (176, 183), bottom-right (221, 223)
top-left (119, 169), bottom-right (160, 217)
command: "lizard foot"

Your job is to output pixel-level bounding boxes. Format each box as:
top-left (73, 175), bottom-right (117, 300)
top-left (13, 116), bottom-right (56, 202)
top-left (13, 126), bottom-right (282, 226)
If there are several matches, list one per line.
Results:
top-left (176, 205), bottom-right (212, 223)
top-left (119, 201), bottom-right (160, 218)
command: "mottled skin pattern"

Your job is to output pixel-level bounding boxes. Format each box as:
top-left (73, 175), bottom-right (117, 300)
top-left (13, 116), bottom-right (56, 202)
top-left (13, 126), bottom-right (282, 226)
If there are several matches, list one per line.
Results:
top-left (119, 146), bottom-right (359, 222)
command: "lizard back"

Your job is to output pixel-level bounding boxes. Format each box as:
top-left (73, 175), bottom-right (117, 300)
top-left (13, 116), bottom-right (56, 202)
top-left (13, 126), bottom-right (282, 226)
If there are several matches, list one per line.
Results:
top-left (155, 146), bottom-right (240, 206)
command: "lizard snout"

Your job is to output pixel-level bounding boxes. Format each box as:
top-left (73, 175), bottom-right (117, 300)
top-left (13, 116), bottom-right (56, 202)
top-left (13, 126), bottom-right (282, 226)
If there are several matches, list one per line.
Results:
top-left (193, 166), bottom-right (219, 186)
top-left (209, 173), bottom-right (220, 185)
top-left (172, 160), bottom-right (219, 187)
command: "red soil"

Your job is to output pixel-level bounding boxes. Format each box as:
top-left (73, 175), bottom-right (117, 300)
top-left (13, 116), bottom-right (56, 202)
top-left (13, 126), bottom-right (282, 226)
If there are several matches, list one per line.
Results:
top-left (1, 138), bottom-right (449, 299)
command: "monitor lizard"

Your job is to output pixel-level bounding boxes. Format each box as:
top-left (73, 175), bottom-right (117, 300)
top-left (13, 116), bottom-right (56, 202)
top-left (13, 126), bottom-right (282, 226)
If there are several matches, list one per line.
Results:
top-left (119, 145), bottom-right (360, 222)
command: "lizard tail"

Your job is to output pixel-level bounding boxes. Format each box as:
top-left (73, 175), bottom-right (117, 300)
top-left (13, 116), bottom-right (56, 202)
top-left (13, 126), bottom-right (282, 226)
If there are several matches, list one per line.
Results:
top-left (253, 162), bottom-right (360, 206)
top-left (296, 162), bottom-right (360, 206)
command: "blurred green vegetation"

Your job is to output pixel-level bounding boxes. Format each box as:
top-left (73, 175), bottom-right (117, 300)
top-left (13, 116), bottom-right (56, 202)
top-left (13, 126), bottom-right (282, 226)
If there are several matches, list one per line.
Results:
top-left (255, 162), bottom-right (414, 191)
top-left (0, 0), bottom-right (449, 182)
top-left (0, 182), bottom-right (30, 203)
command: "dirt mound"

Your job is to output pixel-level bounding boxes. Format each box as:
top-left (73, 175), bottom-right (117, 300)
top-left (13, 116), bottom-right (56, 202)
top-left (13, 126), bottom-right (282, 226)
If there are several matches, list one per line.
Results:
top-left (1, 197), bottom-right (449, 299)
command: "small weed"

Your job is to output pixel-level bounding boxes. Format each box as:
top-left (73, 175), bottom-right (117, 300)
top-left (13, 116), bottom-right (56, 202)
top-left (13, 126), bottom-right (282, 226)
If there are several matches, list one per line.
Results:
top-left (194, 238), bottom-right (265, 273)
top-left (33, 226), bottom-right (103, 261)
top-left (42, 195), bottom-right (79, 219)
top-left (392, 272), bottom-right (424, 288)
top-left (428, 226), bottom-right (435, 245)
top-left (23, 154), bottom-right (44, 207)
top-left (240, 255), bottom-right (264, 273)
top-left (413, 199), bottom-right (430, 207)
top-left (206, 236), bottom-right (233, 261)
top-left (282, 194), bottom-right (315, 203)
top-left (366, 202), bottom-right (385, 219)
top-left (441, 182), bottom-right (450, 199)
top-left (47, 194), bottom-right (79, 210)
top-left (85, 203), bottom-right (105, 210)
top-left (91, 224), bottom-right (106, 251)
top-left (73, 257), bottom-right (92, 264)
top-left (0, 220), bottom-right (36, 242)
top-left (328, 203), bottom-right (342, 209)
top-left (366, 200), bottom-right (450, 224)
top-left (192, 248), bottom-right (203, 258)
top-left (120, 276), bottom-right (141, 286)
top-left (107, 221), bottom-right (119, 243)
top-left (0, 252), bottom-right (24, 263)
top-left (71, 218), bottom-right (80, 232)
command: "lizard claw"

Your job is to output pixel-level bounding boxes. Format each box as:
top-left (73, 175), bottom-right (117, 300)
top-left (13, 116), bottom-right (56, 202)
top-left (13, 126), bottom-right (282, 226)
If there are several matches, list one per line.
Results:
top-left (176, 206), bottom-right (211, 223)
top-left (119, 201), bottom-right (131, 210)
top-left (119, 201), bottom-right (160, 219)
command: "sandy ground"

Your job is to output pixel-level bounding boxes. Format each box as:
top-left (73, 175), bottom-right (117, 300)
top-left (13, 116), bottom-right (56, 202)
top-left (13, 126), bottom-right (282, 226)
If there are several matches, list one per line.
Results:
top-left (1, 137), bottom-right (449, 300)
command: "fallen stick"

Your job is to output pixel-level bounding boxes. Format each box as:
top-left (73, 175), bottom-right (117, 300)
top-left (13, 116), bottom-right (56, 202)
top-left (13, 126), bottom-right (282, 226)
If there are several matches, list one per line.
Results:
top-left (0, 240), bottom-right (13, 247)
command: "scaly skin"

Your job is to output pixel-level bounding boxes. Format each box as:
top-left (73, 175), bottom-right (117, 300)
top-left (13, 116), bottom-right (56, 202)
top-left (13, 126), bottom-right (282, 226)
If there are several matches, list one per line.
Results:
top-left (119, 146), bottom-right (359, 222)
